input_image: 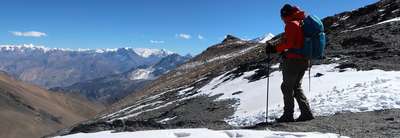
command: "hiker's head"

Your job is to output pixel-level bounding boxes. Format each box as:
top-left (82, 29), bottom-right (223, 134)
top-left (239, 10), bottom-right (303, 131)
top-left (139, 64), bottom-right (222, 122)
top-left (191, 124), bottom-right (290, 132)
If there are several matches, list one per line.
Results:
top-left (280, 4), bottom-right (305, 22)
top-left (280, 4), bottom-right (295, 18)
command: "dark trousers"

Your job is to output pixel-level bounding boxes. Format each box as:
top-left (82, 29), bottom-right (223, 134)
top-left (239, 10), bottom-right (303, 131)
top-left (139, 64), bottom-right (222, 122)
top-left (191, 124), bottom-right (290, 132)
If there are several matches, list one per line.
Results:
top-left (280, 58), bottom-right (312, 116)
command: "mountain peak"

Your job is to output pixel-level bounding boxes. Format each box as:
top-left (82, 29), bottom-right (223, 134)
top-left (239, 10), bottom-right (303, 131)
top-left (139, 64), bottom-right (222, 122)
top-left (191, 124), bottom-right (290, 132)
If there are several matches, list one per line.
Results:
top-left (132, 48), bottom-right (175, 58)
top-left (251, 33), bottom-right (275, 43)
top-left (222, 35), bottom-right (242, 43)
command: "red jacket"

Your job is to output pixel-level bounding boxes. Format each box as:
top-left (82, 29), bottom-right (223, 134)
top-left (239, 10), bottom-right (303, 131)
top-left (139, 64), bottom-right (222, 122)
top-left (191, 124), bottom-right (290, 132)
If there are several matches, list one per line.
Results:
top-left (276, 8), bottom-right (306, 59)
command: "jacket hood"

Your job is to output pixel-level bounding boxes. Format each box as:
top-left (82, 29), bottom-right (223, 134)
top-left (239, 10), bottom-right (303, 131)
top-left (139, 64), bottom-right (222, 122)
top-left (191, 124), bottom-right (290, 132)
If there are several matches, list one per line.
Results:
top-left (282, 7), bottom-right (306, 23)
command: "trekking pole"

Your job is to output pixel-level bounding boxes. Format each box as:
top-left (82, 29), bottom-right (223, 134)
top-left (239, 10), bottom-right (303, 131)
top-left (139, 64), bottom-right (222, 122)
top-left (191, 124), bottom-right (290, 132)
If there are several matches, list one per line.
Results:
top-left (265, 42), bottom-right (272, 127)
top-left (309, 43), bottom-right (313, 94)
top-left (309, 63), bottom-right (311, 94)
top-left (309, 59), bottom-right (311, 94)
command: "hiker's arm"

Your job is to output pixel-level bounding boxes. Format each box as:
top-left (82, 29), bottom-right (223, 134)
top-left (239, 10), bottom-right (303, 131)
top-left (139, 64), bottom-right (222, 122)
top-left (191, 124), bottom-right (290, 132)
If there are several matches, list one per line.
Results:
top-left (276, 22), bottom-right (300, 52)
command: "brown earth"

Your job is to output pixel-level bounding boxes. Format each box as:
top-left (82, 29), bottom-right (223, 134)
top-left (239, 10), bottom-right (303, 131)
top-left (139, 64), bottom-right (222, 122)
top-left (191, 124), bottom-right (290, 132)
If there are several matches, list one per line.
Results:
top-left (0, 72), bottom-right (105, 138)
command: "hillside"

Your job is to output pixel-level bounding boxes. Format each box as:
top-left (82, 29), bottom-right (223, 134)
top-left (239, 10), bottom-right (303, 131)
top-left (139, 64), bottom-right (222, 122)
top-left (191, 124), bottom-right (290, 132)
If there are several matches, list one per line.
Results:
top-left (54, 0), bottom-right (400, 137)
top-left (0, 72), bottom-right (104, 138)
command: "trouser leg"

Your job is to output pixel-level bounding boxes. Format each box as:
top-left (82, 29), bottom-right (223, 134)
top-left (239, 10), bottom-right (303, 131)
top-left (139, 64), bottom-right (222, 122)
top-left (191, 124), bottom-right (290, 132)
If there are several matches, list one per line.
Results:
top-left (280, 61), bottom-right (297, 116)
top-left (281, 58), bottom-right (311, 115)
top-left (281, 82), bottom-right (295, 116)
top-left (293, 70), bottom-right (312, 115)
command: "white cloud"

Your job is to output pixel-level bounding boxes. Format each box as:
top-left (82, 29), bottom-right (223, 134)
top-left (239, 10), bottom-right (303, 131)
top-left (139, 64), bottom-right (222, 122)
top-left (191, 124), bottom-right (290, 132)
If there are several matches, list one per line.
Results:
top-left (10, 31), bottom-right (47, 37)
top-left (198, 35), bottom-right (204, 40)
top-left (176, 33), bottom-right (191, 39)
top-left (150, 40), bottom-right (165, 44)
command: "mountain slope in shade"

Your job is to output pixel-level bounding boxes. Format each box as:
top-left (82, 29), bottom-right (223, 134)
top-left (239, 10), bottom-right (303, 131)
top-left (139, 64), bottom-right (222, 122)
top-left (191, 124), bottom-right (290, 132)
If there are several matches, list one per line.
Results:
top-left (50, 54), bottom-right (191, 104)
top-left (0, 45), bottom-right (174, 88)
top-left (0, 71), bottom-right (104, 138)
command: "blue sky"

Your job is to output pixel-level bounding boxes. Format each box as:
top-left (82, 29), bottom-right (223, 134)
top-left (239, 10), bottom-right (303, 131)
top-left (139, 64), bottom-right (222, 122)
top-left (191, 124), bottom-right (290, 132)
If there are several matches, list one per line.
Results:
top-left (0, 0), bottom-right (378, 55)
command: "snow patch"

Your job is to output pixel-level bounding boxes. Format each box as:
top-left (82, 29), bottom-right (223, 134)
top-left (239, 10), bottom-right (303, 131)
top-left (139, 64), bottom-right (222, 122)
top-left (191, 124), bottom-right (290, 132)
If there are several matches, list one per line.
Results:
top-left (342, 17), bottom-right (400, 33)
top-left (178, 87), bottom-right (195, 95)
top-left (158, 116), bottom-right (177, 124)
top-left (129, 68), bottom-right (155, 80)
top-left (377, 17), bottom-right (400, 25)
top-left (339, 15), bottom-right (350, 21)
top-left (55, 128), bottom-right (347, 138)
top-left (99, 86), bottom-right (189, 120)
top-left (102, 85), bottom-right (201, 121)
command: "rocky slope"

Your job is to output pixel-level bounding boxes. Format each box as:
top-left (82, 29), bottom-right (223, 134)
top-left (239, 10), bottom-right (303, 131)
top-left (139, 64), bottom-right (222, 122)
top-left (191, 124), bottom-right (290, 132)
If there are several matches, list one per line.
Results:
top-left (322, 0), bottom-right (400, 70)
top-left (249, 109), bottom-right (400, 138)
top-left (0, 71), bottom-right (104, 138)
top-left (53, 0), bottom-right (400, 137)
top-left (0, 45), bottom-right (173, 88)
top-left (50, 54), bottom-right (191, 104)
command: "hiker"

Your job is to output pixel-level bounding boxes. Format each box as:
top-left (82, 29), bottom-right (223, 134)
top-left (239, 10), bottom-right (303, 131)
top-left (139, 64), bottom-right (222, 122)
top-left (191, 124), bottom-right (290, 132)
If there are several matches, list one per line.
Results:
top-left (269, 4), bottom-right (315, 122)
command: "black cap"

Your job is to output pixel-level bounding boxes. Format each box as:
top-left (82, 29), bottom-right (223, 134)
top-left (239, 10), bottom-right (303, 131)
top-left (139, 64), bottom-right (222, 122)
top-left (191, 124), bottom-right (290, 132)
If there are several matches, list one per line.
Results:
top-left (280, 4), bottom-right (294, 17)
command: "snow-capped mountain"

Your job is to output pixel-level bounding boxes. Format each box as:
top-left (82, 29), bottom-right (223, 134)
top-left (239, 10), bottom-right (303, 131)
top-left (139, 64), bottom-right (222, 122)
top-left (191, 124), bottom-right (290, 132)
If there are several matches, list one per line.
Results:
top-left (0, 44), bottom-right (174, 58)
top-left (53, 0), bottom-right (400, 137)
top-left (50, 54), bottom-right (191, 104)
top-left (133, 48), bottom-right (174, 58)
top-left (251, 33), bottom-right (274, 43)
top-left (0, 44), bottom-right (175, 88)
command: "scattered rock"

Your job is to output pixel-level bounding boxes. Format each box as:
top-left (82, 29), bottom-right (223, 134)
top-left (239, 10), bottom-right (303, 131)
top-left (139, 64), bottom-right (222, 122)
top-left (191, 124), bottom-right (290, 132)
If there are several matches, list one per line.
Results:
top-left (314, 73), bottom-right (324, 77)
top-left (335, 63), bottom-right (358, 70)
top-left (232, 91), bottom-right (243, 95)
top-left (385, 117), bottom-right (395, 121)
top-left (174, 132), bottom-right (191, 137)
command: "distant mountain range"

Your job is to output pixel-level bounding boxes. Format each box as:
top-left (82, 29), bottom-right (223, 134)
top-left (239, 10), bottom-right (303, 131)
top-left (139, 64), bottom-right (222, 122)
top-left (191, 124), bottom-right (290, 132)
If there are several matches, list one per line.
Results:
top-left (51, 54), bottom-right (191, 104)
top-left (0, 44), bottom-right (175, 88)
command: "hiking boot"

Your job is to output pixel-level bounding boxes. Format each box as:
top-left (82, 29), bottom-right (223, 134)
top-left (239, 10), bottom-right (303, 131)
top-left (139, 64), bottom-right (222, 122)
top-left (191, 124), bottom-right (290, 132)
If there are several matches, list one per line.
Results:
top-left (276, 114), bottom-right (295, 123)
top-left (295, 113), bottom-right (315, 122)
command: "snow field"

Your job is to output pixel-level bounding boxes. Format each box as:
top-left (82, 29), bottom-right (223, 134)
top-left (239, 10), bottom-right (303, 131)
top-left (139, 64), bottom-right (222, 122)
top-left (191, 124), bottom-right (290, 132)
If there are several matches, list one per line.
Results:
top-left (197, 63), bottom-right (400, 126)
top-left (55, 128), bottom-right (348, 138)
